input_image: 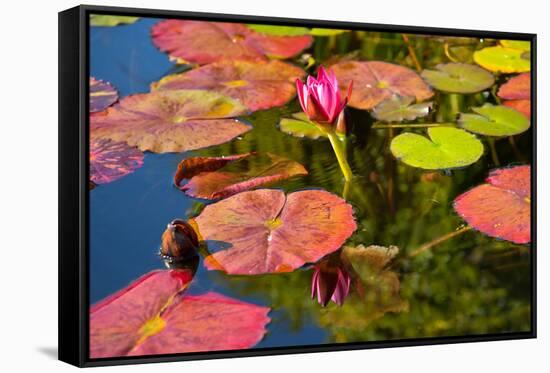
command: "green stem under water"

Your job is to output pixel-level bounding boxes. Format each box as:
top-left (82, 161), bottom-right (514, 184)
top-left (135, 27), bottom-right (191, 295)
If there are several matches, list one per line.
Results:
top-left (327, 131), bottom-right (353, 182)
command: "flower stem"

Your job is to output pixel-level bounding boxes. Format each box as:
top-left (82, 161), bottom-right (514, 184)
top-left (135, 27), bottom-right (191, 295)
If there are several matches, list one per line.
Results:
top-left (327, 131), bottom-right (353, 182)
top-left (409, 226), bottom-right (473, 257)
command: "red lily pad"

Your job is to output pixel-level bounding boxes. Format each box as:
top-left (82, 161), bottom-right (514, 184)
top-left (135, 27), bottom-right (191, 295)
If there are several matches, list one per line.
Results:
top-left (454, 165), bottom-right (531, 244)
top-left (90, 138), bottom-right (144, 184)
top-left (90, 77), bottom-right (118, 113)
top-left (152, 60), bottom-right (305, 112)
top-left (498, 73), bottom-right (530, 100)
top-left (90, 90), bottom-right (250, 153)
top-left (503, 99), bottom-right (530, 118)
top-left (90, 270), bottom-right (270, 358)
top-left (175, 152), bottom-right (308, 200)
top-left (498, 73), bottom-right (531, 119)
top-left (151, 20), bottom-right (313, 65)
top-left (195, 189), bottom-right (357, 275)
top-left (330, 61), bottom-right (434, 110)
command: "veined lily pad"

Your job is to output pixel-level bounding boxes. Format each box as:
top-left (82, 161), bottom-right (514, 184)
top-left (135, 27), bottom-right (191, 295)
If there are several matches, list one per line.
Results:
top-left (90, 77), bottom-right (118, 113)
top-left (454, 165), bottom-right (531, 244)
top-left (174, 152), bottom-right (308, 200)
top-left (195, 189), bottom-right (356, 275)
top-left (390, 127), bottom-right (483, 170)
top-left (421, 63), bottom-right (495, 93)
top-left (89, 15), bottom-right (139, 27)
top-left (90, 139), bottom-right (144, 185)
top-left (500, 40), bottom-right (530, 51)
top-left (90, 270), bottom-right (270, 358)
top-left (330, 61), bottom-right (433, 110)
top-left (151, 20), bottom-right (313, 65)
top-left (498, 73), bottom-right (530, 100)
top-left (90, 90), bottom-right (250, 153)
top-left (152, 60), bottom-right (304, 112)
top-left (371, 95), bottom-right (432, 122)
top-left (279, 113), bottom-right (328, 139)
top-left (458, 104), bottom-right (530, 136)
top-left (473, 46), bottom-right (530, 73)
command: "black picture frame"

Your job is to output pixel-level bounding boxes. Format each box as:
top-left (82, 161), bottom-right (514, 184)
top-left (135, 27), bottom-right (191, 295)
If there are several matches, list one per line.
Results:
top-left (58, 4), bottom-right (537, 368)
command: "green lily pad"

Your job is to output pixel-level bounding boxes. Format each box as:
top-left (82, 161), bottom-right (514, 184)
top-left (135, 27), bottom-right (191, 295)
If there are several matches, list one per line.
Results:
top-left (90, 15), bottom-right (139, 27)
top-left (458, 104), bottom-right (530, 136)
top-left (279, 113), bottom-right (327, 139)
top-left (371, 96), bottom-right (432, 122)
top-left (473, 46), bottom-right (530, 73)
top-left (390, 127), bottom-right (483, 170)
top-left (247, 24), bottom-right (310, 36)
top-left (500, 40), bottom-right (530, 52)
top-left (309, 28), bottom-right (347, 36)
top-left (421, 63), bottom-right (495, 93)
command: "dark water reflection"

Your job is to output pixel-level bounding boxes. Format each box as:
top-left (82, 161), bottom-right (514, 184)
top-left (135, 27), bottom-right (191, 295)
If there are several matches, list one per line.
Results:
top-left (90, 18), bottom-right (531, 348)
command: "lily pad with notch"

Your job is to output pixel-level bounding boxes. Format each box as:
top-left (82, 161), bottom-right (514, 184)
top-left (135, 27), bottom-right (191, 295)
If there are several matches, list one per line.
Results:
top-left (458, 104), bottom-right (530, 137)
top-left (421, 63), bottom-right (495, 94)
top-left (473, 46), bottom-right (530, 73)
top-left (390, 127), bottom-right (484, 170)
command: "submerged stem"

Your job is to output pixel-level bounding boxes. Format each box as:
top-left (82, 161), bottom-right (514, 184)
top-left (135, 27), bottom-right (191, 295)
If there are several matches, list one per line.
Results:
top-left (488, 138), bottom-right (501, 166)
top-left (327, 131), bottom-right (353, 182)
top-left (401, 34), bottom-right (422, 72)
top-left (409, 226), bottom-right (473, 257)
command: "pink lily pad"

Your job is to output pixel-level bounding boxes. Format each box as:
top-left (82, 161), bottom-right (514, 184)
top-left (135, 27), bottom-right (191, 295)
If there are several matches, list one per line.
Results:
top-left (454, 165), bottom-right (531, 244)
top-left (90, 138), bottom-right (144, 184)
top-left (498, 73), bottom-right (531, 119)
top-left (195, 189), bottom-right (357, 275)
top-left (90, 270), bottom-right (270, 358)
top-left (152, 60), bottom-right (305, 112)
top-left (151, 20), bottom-right (313, 65)
top-left (330, 61), bottom-right (434, 110)
top-left (90, 77), bottom-right (118, 113)
top-left (174, 152), bottom-right (308, 200)
top-left (90, 90), bottom-right (250, 153)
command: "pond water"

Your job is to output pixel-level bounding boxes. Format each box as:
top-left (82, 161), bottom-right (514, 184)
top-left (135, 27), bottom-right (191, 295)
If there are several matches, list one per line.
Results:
top-left (89, 17), bottom-right (532, 352)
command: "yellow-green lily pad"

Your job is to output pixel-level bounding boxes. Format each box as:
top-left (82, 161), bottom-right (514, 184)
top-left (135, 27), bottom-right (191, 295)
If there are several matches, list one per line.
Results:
top-left (279, 113), bottom-right (327, 140)
top-left (247, 24), bottom-right (310, 36)
top-left (390, 127), bottom-right (483, 170)
top-left (473, 46), bottom-right (530, 73)
top-left (500, 40), bottom-right (530, 52)
top-left (309, 28), bottom-right (347, 36)
top-left (90, 15), bottom-right (139, 27)
top-left (372, 95), bottom-right (432, 122)
top-left (458, 104), bottom-right (530, 136)
top-left (421, 63), bottom-right (495, 93)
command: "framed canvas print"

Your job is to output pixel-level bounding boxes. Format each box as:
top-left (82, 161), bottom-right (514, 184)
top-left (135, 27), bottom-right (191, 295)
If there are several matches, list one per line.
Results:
top-left (58, 4), bottom-right (536, 367)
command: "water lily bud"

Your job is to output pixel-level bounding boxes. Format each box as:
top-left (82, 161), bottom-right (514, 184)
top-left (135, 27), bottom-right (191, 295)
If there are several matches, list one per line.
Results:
top-left (160, 219), bottom-right (199, 261)
top-left (311, 259), bottom-right (351, 307)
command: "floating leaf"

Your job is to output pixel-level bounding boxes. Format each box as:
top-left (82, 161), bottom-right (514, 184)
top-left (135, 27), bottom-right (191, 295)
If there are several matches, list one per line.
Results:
top-left (89, 15), bottom-right (139, 27)
top-left (503, 100), bottom-right (530, 118)
top-left (279, 112), bottom-right (327, 139)
top-left (90, 270), bottom-right (270, 358)
top-left (473, 46), bottom-right (530, 73)
top-left (454, 165), bottom-right (531, 244)
top-left (90, 90), bottom-right (250, 153)
top-left (330, 61), bottom-right (433, 110)
top-left (247, 24), bottom-right (310, 36)
top-left (174, 153), bottom-right (308, 200)
top-left (421, 63), bottom-right (494, 93)
top-left (458, 104), bottom-right (530, 136)
top-left (152, 60), bottom-right (304, 112)
top-left (498, 73), bottom-right (530, 100)
top-left (309, 28), bottom-right (347, 36)
top-left (90, 77), bottom-right (118, 113)
top-left (195, 189), bottom-right (356, 275)
top-left (371, 95), bottom-right (432, 122)
top-left (390, 127), bottom-right (483, 170)
top-left (500, 40), bottom-right (530, 51)
top-left (90, 139), bottom-right (143, 185)
top-left (151, 20), bottom-right (313, 65)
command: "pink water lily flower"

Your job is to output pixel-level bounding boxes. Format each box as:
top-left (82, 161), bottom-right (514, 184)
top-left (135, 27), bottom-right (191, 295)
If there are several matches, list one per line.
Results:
top-left (296, 66), bottom-right (353, 126)
top-left (311, 260), bottom-right (351, 307)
